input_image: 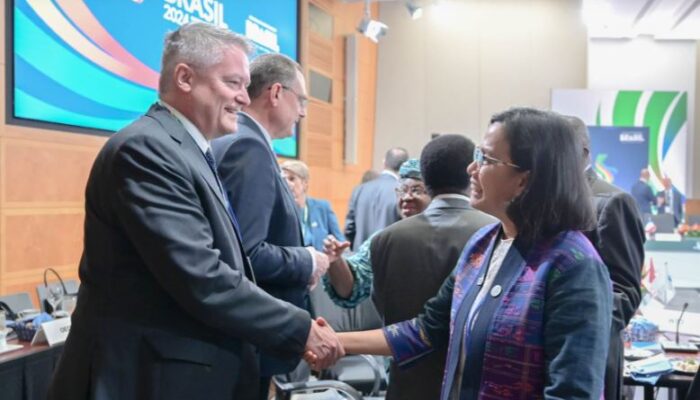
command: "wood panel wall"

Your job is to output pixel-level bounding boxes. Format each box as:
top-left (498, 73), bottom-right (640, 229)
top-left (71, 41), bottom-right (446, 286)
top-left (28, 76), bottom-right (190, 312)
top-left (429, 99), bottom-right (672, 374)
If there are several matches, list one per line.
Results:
top-left (0, 0), bottom-right (378, 304)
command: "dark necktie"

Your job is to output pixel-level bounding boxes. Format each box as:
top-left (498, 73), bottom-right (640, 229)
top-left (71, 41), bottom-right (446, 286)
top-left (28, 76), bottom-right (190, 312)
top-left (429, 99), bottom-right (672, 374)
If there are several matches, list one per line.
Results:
top-left (204, 149), bottom-right (242, 236)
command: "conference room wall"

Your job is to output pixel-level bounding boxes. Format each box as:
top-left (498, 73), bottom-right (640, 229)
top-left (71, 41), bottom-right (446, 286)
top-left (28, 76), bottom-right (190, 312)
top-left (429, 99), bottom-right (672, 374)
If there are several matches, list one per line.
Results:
top-left (0, 0), bottom-right (378, 303)
top-left (373, 0), bottom-right (587, 170)
top-left (588, 37), bottom-right (697, 198)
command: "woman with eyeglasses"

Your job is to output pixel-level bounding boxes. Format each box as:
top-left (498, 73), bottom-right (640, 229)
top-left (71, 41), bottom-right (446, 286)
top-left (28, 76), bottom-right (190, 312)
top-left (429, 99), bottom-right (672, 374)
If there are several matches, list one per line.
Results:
top-left (322, 159), bottom-right (430, 310)
top-left (314, 108), bottom-right (612, 400)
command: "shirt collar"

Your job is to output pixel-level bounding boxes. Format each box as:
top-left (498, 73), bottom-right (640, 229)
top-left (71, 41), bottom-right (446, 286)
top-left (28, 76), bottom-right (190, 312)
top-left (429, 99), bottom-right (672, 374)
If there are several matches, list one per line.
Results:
top-left (433, 193), bottom-right (470, 202)
top-left (159, 100), bottom-right (210, 155)
top-left (381, 170), bottom-right (399, 179)
top-left (239, 111), bottom-right (275, 151)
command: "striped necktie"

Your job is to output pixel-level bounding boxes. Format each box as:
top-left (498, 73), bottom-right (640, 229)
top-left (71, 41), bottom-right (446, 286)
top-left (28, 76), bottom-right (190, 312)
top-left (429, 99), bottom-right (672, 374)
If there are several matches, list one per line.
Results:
top-left (204, 149), bottom-right (242, 236)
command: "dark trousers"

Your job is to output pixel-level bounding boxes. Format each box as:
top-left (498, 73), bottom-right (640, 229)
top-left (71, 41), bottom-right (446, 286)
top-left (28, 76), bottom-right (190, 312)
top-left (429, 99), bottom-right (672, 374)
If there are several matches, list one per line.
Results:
top-left (258, 376), bottom-right (271, 400)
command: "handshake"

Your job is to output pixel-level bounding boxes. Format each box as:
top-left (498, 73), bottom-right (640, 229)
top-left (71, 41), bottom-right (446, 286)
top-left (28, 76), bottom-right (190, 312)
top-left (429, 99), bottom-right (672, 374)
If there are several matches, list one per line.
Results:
top-left (303, 317), bottom-right (346, 371)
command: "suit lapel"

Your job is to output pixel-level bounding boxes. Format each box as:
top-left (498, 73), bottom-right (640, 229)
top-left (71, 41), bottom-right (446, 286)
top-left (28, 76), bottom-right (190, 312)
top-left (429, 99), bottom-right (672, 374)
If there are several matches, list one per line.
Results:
top-left (148, 104), bottom-right (230, 213)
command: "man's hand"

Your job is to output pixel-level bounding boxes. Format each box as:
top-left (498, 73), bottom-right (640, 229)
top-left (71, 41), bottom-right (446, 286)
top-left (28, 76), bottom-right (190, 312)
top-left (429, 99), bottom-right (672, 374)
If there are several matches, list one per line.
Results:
top-left (322, 235), bottom-right (351, 263)
top-left (303, 317), bottom-right (345, 371)
top-left (308, 248), bottom-right (330, 289)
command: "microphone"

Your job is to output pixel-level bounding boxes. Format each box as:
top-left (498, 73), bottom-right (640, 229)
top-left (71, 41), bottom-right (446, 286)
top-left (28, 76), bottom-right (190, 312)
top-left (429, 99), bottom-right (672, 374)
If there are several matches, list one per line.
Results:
top-left (676, 302), bottom-right (689, 344)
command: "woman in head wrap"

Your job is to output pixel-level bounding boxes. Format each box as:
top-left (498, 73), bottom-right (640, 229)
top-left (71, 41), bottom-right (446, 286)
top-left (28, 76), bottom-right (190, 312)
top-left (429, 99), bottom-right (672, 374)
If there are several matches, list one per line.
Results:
top-left (323, 159), bottom-right (430, 308)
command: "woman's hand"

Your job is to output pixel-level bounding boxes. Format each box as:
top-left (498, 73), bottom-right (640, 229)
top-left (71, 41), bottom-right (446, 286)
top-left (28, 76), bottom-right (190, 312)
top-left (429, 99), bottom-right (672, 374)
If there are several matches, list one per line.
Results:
top-left (323, 235), bottom-right (351, 263)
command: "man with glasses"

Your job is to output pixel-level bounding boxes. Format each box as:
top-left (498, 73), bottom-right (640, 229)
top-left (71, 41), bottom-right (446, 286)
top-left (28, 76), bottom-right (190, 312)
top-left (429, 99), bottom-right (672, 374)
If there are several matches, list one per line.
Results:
top-left (211, 53), bottom-right (329, 400)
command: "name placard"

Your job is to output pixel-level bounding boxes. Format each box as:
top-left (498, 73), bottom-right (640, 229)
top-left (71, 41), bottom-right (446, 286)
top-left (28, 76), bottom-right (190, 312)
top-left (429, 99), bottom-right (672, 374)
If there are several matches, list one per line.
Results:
top-left (31, 317), bottom-right (71, 346)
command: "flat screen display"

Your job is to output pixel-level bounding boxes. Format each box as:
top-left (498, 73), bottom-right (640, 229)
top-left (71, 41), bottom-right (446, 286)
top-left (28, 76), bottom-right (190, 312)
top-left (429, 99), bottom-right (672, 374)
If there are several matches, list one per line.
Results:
top-left (9, 0), bottom-right (299, 158)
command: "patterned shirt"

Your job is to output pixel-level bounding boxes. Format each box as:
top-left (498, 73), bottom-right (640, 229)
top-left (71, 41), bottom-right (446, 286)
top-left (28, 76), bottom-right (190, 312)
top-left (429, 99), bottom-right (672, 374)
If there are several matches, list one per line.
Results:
top-left (322, 231), bottom-right (379, 308)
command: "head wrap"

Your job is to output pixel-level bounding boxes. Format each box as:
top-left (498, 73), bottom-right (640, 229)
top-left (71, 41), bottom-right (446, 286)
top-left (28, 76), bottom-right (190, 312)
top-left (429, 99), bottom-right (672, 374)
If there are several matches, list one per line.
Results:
top-left (399, 158), bottom-right (422, 180)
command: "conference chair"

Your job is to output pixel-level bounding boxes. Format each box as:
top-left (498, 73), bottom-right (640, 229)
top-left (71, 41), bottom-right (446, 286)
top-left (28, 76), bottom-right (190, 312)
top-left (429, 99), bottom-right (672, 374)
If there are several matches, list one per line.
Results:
top-left (0, 292), bottom-right (36, 319)
top-left (306, 287), bottom-right (388, 398)
top-left (651, 214), bottom-right (676, 233)
top-left (0, 292), bottom-right (34, 313)
top-left (273, 355), bottom-right (385, 400)
top-left (36, 279), bottom-right (79, 313)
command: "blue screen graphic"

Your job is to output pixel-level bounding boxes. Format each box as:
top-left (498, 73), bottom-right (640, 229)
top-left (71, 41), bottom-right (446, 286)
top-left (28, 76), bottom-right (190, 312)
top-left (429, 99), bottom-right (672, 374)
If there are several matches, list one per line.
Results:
top-left (12, 0), bottom-right (299, 158)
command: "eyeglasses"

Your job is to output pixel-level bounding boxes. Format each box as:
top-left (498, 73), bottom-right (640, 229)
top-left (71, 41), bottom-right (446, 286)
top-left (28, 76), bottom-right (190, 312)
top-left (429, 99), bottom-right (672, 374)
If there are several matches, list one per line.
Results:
top-left (473, 146), bottom-right (522, 169)
top-left (281, 85), bottom-right (309, 108)
top-left (395, 185), bottom-right (427, 197)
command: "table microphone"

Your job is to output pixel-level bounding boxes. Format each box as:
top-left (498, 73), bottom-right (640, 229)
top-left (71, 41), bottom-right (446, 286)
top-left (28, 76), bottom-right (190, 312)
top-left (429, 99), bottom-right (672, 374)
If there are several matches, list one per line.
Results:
top-left (676, 302), bottom-right (689, 344)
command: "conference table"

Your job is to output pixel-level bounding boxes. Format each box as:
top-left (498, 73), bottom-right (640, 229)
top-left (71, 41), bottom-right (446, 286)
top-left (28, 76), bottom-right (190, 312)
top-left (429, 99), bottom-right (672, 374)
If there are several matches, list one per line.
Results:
top-left (624, 350), bottom-right (698, 400)
top-left (0, 340), bottom-right (64, 400)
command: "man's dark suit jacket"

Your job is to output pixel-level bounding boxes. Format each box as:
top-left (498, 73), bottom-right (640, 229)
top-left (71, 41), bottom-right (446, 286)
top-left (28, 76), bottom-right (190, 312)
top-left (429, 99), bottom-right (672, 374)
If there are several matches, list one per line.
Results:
top-left (631, 179), bottom-right (655, 215)
top-left (657, 187), bottom-right (683, 226)
top-left (345, 173), bottom-right (400, 251)
top-left (48, 104), bottom-right (310, 400)
top-left (369, 196), bottom-right (496, 400)
top-left (211, 112), bottom-right (312, 376)
top-left (586, 169), bottom-right (645, 400)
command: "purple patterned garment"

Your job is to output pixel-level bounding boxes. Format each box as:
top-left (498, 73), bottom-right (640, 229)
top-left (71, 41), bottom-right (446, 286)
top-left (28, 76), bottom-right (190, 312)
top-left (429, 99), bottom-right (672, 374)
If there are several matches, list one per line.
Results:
top-left (384, 224), bottom-right (609, 400)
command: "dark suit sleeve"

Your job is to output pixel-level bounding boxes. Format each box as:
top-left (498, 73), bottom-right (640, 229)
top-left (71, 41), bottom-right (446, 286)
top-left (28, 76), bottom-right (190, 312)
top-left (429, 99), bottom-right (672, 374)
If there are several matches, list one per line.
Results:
top-left (217, 137), bottom-right (312, 286)
top-left (322, 200), bottom-right (346, 242)
top-left (595, 193), bottom-right (645, 328)
top-left (112, 137), bottom-right (310, 357)
top-left (344, 188), bottom-right (358, 245)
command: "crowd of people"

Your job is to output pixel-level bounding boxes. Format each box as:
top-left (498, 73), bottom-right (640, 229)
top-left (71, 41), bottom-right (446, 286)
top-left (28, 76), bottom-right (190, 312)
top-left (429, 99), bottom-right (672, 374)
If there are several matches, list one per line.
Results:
top-left (48, 22), bottom-right (649, 400)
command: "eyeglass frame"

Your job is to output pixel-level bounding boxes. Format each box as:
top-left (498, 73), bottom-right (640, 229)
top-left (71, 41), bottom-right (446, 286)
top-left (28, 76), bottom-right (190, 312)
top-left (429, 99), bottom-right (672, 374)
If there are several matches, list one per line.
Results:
top-left (473, 146), bottom-right (522, 170)
top-left (394, 184), bottom-right (427, 197)
top-left (280, 85), bottom-right (309, 108)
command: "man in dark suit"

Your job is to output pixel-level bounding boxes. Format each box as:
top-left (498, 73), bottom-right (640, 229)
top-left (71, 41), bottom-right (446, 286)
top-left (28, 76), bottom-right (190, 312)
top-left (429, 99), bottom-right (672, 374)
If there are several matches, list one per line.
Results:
top-left (368, 135), bottom-right (496, 400)
top-left (345, 147), bottom-right (408, 251)
top-left (48, 23), bottom-right (342, 400)
top-left (631, 168), bottom-right (656, 216)
top-left (658, 176), bottom-right (683, 226)
top-left (569, 116), bottom-right (645, 400)
top-left (211, 53), bottom-right (330, 399)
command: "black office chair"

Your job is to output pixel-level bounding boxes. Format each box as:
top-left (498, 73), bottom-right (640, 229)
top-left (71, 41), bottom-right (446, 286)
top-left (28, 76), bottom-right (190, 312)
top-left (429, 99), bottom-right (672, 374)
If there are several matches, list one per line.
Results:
top-left (273, 355), bottom-right (384, 400)
top-left (686, 368), bottom-right (700, 400)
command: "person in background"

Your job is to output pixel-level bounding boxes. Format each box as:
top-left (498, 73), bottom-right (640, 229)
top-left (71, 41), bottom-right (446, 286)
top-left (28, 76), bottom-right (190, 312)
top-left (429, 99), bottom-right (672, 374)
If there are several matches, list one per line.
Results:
top-left (323, 108), bottom-right (612, 400)
top-left (361, 169), bottom-right (380, 184)
top-left (280, 160), bottom-right (345, 250)
top-left (568, 115), bottom-right (645, 400)
top-left (49, 23), bottom-right (342, 400)
top-left (631, 168), bottom-right (656, 216)
top-left (211, 52), bottom-right (330, 399)
top-left (657, 176), bottom-right (683, 226)
top-left (344, 147), bottom-right (409, 251)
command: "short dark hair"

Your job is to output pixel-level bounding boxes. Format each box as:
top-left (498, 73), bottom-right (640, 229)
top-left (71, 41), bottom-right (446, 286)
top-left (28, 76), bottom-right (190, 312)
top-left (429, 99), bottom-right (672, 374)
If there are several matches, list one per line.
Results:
top-left (384, 147), bottom-right (409, 172)
top-left (490, 108), bottom-right (595, 247)
top-left (420, 134), bottom-right (475, 196)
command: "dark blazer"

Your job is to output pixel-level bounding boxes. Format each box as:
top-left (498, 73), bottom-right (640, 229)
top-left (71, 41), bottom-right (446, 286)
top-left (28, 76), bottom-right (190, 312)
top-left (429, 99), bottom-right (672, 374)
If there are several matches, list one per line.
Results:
top-left (657, 187), bottom-right (683, 226)
top-left (48, 104), bottom-right (310, 400)
top-left (586, 169), bottom-right (645, 400)
top-left (303, 197), bottom-right (345, 251)
top-left (368, 196), bottom-right (496, 400)
top-left (630, 179), bottom-right (655, 215)
top-left (211, 112), bottom-right (312, 376)
top-left (345, 173), bottom-right (400, 251)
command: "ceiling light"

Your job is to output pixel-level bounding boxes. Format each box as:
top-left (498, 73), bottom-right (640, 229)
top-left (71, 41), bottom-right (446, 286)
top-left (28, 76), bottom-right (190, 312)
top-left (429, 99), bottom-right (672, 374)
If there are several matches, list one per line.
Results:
top-left (406, 2), bottom-right (423, 20)
top-left (357, 0), bottom-right (388, 43)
